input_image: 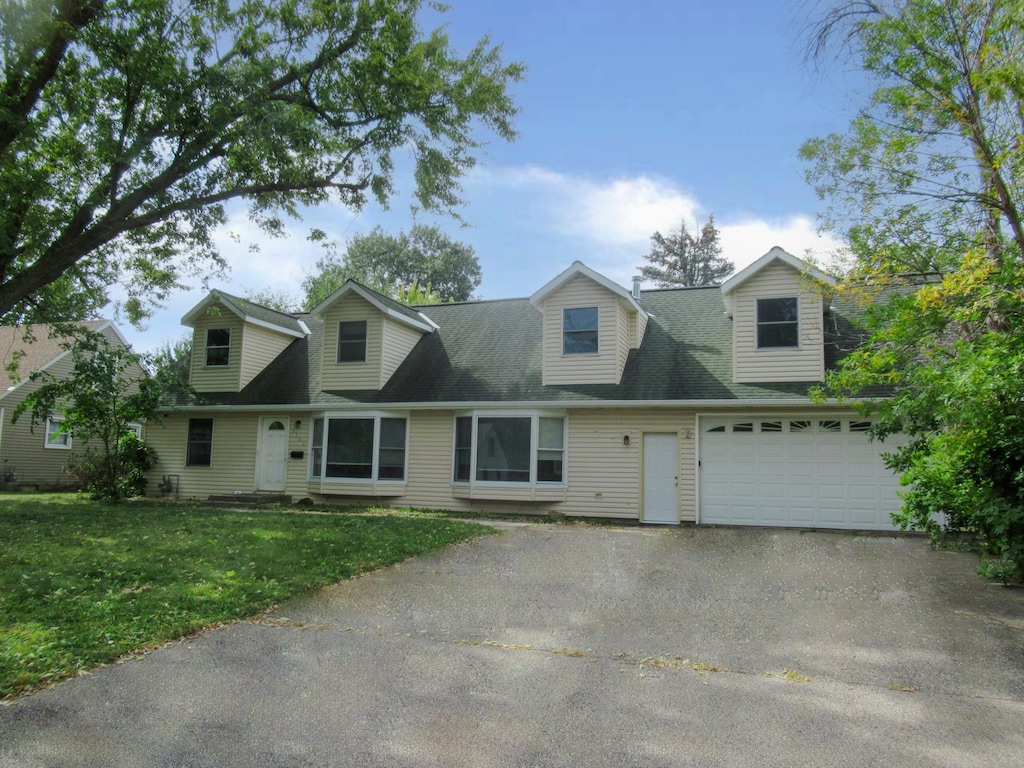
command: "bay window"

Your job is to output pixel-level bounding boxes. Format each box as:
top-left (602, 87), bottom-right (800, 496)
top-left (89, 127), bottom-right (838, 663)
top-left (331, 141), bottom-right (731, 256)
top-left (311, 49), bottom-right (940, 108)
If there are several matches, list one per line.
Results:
top-left (454, 413), bottom-right (566, 484)
top-left (309, 414), bottom-right (407, 482)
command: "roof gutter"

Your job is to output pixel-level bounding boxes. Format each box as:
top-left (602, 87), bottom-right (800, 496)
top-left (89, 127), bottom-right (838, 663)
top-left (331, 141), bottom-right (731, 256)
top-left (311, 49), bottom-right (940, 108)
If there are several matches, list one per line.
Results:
top-left (158, 396), bottom-right (880, 414)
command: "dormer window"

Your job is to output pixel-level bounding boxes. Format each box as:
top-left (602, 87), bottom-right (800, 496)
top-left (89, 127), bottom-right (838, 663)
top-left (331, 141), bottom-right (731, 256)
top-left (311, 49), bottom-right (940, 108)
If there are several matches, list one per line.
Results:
top-left (756, 298), bottom-right (799, 348)
top-left (205, 328), bottom-right (231, 366)
top-left (563, 307), bottom-right (598, 354)
top-left (337, 320), bottom-right (367, 362)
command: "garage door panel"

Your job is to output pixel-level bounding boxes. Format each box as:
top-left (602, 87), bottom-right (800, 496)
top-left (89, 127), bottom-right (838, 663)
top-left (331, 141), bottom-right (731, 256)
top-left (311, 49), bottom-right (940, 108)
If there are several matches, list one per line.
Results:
top-left (699, 416), bottom-right (903, 531)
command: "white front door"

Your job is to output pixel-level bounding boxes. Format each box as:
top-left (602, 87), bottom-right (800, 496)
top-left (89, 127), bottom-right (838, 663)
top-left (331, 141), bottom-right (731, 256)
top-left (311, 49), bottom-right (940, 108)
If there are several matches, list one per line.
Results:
top-left (643, 433), bottom-right (679, 524)
top-left (258, 417), bottom-right (289, 492)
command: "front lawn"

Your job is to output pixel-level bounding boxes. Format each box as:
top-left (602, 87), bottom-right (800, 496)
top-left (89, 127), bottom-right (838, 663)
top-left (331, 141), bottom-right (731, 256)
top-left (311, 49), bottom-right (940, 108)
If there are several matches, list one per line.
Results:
top-left (0, 495), bottom-right (494, 699)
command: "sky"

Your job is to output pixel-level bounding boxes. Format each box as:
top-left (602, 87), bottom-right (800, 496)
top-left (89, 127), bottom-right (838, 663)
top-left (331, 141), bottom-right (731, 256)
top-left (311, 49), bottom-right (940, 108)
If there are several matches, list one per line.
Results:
top-left (118, 0), bottom-right (870, 353)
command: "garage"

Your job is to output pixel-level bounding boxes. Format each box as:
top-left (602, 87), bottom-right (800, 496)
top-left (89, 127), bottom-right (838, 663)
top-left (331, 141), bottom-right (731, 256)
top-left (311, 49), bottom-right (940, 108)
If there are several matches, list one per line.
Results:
top-left (698, 416), bottom-right (905, 530)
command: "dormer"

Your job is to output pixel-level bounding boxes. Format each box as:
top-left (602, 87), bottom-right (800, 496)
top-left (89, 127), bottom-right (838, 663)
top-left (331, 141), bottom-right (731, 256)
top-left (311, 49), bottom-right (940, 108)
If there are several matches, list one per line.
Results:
top-left (182, 291), bottom-right (308, 393)
top-left (310, 281), bottom-right (436, 391)
top-left (530, 262), bottom-right (648, 386)
top-left (721, 247), bottom-right (835, 384)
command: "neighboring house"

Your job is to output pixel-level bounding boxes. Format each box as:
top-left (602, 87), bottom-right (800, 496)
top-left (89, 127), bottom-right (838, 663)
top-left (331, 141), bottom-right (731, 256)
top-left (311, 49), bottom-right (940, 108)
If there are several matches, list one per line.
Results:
top-left (0, 321), bottom-right (143, 489)
top-left (147, 247), bottom-right (905, 530)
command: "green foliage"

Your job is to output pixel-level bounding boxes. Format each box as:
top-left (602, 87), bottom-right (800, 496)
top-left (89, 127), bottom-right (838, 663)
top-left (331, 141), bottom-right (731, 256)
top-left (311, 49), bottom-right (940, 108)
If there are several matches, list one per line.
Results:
top-left (12, 331), bottom-right (176, 500)
top-left (0, 495), bottom-right (493, 698)
top-left (244, 289), bottom-right (299, 313)
top-left (302, 223), bottom-right (481, 307)
top-left (638, 215), bottom-right (732, 287)
top-left (67, 433), bottom-right (156, 500)
top-left (0, 0), bottom-right (522, 324)
top-left (804, 1), bottom-right (1024, 582)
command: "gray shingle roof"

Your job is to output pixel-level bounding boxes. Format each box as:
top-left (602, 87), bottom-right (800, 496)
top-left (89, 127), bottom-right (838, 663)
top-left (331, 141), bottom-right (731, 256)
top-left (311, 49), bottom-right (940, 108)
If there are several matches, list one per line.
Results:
top-left (213, 291), bottom-right (307, 336)
top-left (178, 287), bottom-right (861, 408)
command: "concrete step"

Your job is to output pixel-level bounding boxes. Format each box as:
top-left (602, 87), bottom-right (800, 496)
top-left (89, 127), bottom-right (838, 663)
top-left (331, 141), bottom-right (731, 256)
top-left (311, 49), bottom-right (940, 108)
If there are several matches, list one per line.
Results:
top-left (203, 493), bottom-right (293, 509)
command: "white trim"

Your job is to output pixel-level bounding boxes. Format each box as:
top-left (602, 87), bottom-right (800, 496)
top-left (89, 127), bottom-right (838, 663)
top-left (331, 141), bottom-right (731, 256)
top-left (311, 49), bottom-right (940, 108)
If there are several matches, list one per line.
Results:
top-left (245, 316), bottom-right (306, 339)
top-left (755, 296), bottom-right (801, 350)
top-left (256, 415), bottom-right (289, 492)
top-left (530, 261), bottom-right (649, 320)
top-left (562, 305), bottom-right (600, 356)
top-left (162, 396), bottom-right (874, 414)
top-left (451, 410), bottom-right (568, 488)
top-left (308, 412), bottom-right (410, 484)
top-left (721, 247), bottom-right (835, 296)
top-left (181, 291), bottom-right (306, 337)
top-left (308, 282), bottom-right (435, 333)
top-left (44, 417), bottom-right (72, 449)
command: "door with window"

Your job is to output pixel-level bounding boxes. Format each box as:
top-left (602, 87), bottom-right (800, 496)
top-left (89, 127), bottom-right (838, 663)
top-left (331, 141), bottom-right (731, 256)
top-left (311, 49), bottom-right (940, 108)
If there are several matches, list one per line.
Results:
top-left (643, 433), bottom-right (679, 524)
top-left (258, 418), bottom-right (289, 491)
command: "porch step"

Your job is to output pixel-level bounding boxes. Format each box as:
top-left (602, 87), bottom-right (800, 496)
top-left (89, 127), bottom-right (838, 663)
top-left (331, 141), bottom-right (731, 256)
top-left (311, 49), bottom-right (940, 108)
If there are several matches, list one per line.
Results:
top-left (202, 493), bottom-right (293, 509)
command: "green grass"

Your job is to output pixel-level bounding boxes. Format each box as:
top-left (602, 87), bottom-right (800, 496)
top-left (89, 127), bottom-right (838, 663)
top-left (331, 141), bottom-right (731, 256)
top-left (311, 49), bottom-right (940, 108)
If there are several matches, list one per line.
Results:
top-left (0, 494), bottom-right (494, 699)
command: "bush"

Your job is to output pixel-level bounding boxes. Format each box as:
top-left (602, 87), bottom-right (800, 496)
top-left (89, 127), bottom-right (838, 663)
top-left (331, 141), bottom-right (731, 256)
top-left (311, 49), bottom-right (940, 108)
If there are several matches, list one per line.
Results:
top-left (66, 433), bottom-right (156, 501)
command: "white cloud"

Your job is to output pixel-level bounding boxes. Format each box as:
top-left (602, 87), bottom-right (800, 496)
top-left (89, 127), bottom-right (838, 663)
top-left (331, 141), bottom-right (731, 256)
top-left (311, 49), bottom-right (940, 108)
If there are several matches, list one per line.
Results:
top-left (718, 215), bottom-right (844, 272)
top-left (474, 165), bottom-right (843, 288)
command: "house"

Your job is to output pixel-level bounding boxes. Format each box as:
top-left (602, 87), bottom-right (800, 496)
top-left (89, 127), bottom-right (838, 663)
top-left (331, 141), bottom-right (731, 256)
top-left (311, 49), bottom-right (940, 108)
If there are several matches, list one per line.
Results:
top-left (146, 247), bottom-right (905, 530)
top-left (0, 320), bottom-right (143, 490)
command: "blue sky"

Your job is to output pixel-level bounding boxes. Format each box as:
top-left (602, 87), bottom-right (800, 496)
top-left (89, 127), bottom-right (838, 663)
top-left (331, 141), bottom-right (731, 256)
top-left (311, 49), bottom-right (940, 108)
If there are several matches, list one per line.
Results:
top-left (120, 0), bottom-right (867, 352)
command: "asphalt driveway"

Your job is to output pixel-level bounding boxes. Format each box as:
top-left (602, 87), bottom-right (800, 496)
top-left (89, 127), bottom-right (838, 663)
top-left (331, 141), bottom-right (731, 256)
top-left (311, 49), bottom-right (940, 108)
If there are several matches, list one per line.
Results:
top-left (1, 524), bottom-right (1022, 767)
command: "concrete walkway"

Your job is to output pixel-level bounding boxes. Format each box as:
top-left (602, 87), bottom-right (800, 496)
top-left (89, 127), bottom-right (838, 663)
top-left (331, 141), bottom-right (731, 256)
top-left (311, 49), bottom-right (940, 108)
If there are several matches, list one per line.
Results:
top-left (2, 525), bottom-right (1022, 767)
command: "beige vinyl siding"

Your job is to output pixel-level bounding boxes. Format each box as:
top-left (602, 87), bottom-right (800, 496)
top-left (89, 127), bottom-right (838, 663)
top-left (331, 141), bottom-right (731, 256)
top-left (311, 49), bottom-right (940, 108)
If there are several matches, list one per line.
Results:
top-left (320, 294), bottom-right (384, 390)
top-left (149, 407), bottom-right (698, 522)
top-left (617, 305), bottom-right (630, 378)
top-left (732, 261), bottom-right (825, 383)
top-left (565, 408), bottom-right (696, 521)
top-left (636, 310), bottom-right (648, 347)
top-left (0, 353), bottom-right (80, 487)
top-left (190, 311), bottom-right (244, 392)
top-left (380, 318), bottom-right (424, 385)
top-left (540, 274), bottom-right (622, 385)
top-left (0, 325), bottom-right (148, 488)
top-left (146, 412), bottom-right (260, 498)
top-left (239, 325), bottom-right (295, 389)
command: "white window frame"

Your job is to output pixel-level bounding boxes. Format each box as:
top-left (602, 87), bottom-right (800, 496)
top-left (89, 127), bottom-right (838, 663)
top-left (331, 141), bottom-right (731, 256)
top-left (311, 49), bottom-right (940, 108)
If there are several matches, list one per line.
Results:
top-left (562, 307), bottom-right (599, 355)
top-left (205, 327), bottom-right (231, 366)
top-left (126, 423), bottom-right (143, 438)
top-left (337, 320), bottom-right (368, 363)
top-left (308, 412), bottom-right (408, 483)
top-left (44, 417), bottom-right (71, 449)
top-left (452, 411), bottom-right (567, 486)
top-left (755, 297), bottom-right (800, 349)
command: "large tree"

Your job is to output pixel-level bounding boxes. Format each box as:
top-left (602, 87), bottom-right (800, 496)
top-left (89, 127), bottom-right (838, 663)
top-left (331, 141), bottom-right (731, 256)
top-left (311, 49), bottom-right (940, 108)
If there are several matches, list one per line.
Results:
top-left (302, 223), bottom-right (481, 307)
top-left (0, 0), bottom-right (521, 325)
top-left (637, 215), bottom-right (732, 287)
top-left (801, 0), bottom-right (1024, 580)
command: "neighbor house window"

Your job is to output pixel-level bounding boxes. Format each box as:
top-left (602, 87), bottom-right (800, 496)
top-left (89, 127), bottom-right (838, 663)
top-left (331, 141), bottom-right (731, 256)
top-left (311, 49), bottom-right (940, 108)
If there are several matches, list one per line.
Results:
top-left (563, 307), bottom-right (598, 354)
top-left (205, 328), bottom-right (231, 366)
top-left (453, 413), bottom-right (566, 484)
top-left (756, 298), bottom-right (799, 348)
top-left (44, 417), bottom-right (71, 449)
top-left (309, 415), bottom-right (407, 481)
top-left (337, 321), bottom-right (367, 362)
top-left (186, 418), bottom-right (213, 467)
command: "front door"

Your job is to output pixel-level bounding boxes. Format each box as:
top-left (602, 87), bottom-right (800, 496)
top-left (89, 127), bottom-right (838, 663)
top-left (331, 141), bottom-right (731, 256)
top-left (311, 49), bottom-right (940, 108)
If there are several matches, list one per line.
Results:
top-left (643, 433), bottom-right (679, 524)
top-left (258, 417), bottom-right (289, 491)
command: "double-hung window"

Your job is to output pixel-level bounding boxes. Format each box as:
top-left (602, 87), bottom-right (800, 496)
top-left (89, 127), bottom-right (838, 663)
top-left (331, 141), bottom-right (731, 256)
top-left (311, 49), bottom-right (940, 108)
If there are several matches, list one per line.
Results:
top-left (45, 417), bottom-right (71, 449)
top-left (756, 298), bottom-right (799, 348)
top-left (453, 414), bottom-right (566, 484)
top-left (205, 328), bottom-right (231, 366)
top-left (563, 307), bottom-right (598, 354)
top-left (309, 414), bottom-right (407, 481)
top-left (186, 418), bottom-right (213, 467)
top-left (337, 321), bottom-right (367, 362)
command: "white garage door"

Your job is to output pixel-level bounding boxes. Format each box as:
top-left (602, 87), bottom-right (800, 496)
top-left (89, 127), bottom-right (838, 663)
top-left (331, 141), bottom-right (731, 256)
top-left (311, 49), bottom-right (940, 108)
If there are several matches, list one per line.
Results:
top-left (699, 416), bottom-right (904, 530)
